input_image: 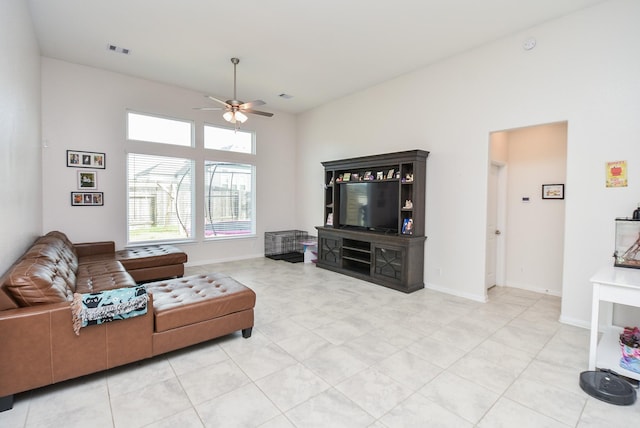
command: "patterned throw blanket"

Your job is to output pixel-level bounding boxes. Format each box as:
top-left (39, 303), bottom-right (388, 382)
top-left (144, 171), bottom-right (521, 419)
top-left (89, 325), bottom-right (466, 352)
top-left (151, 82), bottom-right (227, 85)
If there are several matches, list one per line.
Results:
top-left (71, 285), bottom-right (149, 335)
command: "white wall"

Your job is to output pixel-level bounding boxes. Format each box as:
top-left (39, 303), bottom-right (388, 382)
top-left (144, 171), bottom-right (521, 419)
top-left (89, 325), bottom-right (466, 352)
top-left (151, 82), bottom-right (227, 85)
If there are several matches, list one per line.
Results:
top-left (296, 0), bottom-right (640, 325)
top-left (0, 0), bottom-right (42, 274)
top-left (41, 59), bottom-right (297, 264)
top-left (503, 123), bottom-right (567, 296)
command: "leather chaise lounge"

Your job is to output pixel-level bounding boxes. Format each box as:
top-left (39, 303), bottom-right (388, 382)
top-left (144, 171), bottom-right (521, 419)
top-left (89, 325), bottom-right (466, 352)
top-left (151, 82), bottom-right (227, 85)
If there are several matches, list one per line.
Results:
top-left (0, 231), bottom-right (256, 412)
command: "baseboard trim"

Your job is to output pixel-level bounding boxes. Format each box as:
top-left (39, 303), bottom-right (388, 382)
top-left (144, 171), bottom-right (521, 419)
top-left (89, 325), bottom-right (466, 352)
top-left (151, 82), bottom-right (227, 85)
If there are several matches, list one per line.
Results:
top-left (425, 282), bottom-right (487, 303)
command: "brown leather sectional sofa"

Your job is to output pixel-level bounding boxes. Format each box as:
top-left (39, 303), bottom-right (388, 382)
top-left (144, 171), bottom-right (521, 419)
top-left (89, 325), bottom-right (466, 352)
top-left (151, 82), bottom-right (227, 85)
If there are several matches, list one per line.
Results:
top-left (0, 231), bottom-right (256, 412)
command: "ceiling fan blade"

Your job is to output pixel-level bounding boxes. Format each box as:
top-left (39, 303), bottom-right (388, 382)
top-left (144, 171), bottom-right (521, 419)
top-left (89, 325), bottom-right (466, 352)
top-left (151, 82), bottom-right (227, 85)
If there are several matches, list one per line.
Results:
top-left (194, 107), bottom-right (224, 111)
top-left (239, 99), bottom-right (265, 110)
top-left (205, 95), bottom-right (231, 108)
top-left (242, 108), bottom-right (274, 117)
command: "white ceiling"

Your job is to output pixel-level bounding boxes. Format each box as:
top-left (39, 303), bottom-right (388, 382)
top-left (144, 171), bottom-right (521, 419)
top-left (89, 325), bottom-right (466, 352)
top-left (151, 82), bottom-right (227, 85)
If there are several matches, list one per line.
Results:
top-left (27, 0), bottom-right (606, 115)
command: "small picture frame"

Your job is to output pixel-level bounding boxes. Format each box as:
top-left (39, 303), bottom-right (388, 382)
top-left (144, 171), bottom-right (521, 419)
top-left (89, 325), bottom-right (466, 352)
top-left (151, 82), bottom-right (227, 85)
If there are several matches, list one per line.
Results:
top-left (343, 172), bottom-right (351, 182)
top-left (78, 171), bottom-right (97, 190)
top-left (387, 169), bottom-right (395, 179)
top-left (326, 213), bottom-right (333, 226)
top-left (402, 218), bottom-right (414, 235)
top-left (376, 171), bottom-right (384, 180)
top-left (67, 150), bottom-right (106, 169)
top-left (542, 184), bottom-right (564, 199)
top-left (71, 192), bottom-right (103, 206)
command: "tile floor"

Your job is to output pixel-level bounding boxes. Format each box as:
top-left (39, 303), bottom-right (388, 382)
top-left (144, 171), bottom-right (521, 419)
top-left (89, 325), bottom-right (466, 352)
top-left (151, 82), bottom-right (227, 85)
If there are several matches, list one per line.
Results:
top-left (1, 257), bottom-right (638, 427)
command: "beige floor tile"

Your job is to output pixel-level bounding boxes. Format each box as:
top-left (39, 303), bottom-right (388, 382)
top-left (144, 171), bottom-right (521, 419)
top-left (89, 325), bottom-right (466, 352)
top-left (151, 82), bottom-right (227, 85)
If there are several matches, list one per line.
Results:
top-left (256, 363), bottom-right (330, 411)
top-left (7, 258), bottom-right (640, 427)
top-left (379, 392), bottom-right (473, 428)
top-left (196, 383), bottom-right (280, 428)
top-left (335, 367), bottom-right (414, 418)
top-left (285, 388), bottom-right (375, 428)
top-left (420, 371), bottom-right (500, 424)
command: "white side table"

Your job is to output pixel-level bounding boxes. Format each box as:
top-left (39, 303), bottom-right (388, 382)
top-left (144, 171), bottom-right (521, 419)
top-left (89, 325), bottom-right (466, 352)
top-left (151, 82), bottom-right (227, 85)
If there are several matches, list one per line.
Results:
top-left (589, 266), bottom-right (640, 380)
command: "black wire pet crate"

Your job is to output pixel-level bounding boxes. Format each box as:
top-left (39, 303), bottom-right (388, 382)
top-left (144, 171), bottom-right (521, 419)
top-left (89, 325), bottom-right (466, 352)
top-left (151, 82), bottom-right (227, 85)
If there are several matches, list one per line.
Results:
top-left (265, 230), bottom-right (309, 263)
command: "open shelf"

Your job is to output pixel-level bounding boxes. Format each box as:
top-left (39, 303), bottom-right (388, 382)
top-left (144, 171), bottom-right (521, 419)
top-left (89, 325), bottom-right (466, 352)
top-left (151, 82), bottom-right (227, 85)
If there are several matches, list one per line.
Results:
top-left (596, 326), bottom-right (640, 381)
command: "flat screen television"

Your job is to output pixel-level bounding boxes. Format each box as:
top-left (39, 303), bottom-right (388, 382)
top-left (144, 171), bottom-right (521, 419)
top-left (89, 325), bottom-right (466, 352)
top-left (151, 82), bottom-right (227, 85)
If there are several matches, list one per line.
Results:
top-left (339, 181), bottom-right (399, 232)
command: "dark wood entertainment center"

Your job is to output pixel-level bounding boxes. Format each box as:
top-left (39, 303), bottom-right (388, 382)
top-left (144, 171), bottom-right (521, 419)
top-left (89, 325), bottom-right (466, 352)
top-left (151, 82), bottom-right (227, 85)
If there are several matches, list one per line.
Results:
top-left (316, 150), bottom-right (429, 293)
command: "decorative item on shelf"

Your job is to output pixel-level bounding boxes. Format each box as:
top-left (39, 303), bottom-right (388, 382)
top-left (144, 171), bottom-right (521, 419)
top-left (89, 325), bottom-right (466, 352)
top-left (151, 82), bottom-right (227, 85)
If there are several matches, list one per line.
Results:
top-left (633, 203), bottom-right (640, 220)
top-left (395, 171), bottom-right (401, 179)
top-left (620, 326), bottom-right (640, 374)
top-left (328, 177), bottom-right (334, 186)
top-left (403, 200), bottom-right (413, 209)
top-left (364, 171), bottom-right (372, 180)
top-left (386, 169), bottom-right (395, 179)
top-left (351, 173), bottom-right (359, 181)
top-left (343, 172), bottom-right (351, 182)
top-left (402, 173), bottom-right (414, 183)
top-left (376, 171), bottom-right (384, 180)
top-left (326, 213), bottom-right (333, 226)
top-left (336, 174), bottom-right (343, 182)
top-left (402, 218), bottom-right (413, 235)
top-left (613, 218), bottom-right (640, 268)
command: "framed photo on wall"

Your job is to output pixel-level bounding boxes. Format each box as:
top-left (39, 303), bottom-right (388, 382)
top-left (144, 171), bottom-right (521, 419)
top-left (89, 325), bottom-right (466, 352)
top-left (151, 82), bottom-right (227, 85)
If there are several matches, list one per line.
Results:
top-left (542, 184), bottom-right (564, 199)
top-left (77, 171), bottom-right (97, 190)
top-left (67, 150), bottom-right (106, 169)
top-left (71, 192), bottom-right (103, 206)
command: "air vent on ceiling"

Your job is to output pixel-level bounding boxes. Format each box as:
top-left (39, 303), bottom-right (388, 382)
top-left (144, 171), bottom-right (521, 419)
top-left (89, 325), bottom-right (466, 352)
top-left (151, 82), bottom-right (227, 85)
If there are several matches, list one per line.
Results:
top-left (107, 44), bottom-right (130, 55)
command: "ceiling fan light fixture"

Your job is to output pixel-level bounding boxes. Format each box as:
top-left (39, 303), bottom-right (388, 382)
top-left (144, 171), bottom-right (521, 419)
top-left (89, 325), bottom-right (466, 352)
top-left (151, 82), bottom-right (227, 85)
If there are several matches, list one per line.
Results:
top-left (235, 111), bottom-right (248, 123)
top-left (223, 110), bottom-right (248, 124)
top-left (197, 57), bottom-right (273, 124)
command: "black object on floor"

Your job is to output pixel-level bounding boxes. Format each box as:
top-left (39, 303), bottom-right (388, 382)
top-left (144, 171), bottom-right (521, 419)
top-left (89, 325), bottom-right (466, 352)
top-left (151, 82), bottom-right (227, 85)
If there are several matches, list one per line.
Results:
top-left (579, 370), bottom-right (637, 405)
top-left (266, 252), bottom-right (304, 263)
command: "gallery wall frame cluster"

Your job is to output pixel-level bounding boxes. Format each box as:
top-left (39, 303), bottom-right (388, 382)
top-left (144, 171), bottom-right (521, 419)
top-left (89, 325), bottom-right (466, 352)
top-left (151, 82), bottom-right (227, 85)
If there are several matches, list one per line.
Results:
top-left (66, 150), bottom-right (105, 206)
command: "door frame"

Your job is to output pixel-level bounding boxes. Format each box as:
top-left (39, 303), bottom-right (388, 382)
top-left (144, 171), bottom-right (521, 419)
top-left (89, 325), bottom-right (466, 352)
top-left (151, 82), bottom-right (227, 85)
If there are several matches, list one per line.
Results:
top-left (487, 160), bottom-right (507, 289)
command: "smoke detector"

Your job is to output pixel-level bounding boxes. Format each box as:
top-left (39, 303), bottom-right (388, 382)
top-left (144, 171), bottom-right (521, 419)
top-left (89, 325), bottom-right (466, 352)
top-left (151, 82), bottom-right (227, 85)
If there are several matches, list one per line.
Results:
top-left (523, 37), bottom-right (537, 51)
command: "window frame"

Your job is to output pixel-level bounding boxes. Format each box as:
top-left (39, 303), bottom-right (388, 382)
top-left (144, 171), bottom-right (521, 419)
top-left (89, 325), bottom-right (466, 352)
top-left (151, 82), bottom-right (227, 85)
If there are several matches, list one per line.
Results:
top-left (125, 111), bottom-right (258, 245)
top-left (204, 122), bottom-right (255, 154)
top-left (126, 152), bottom-right (195, 245)
top-left (203, 160), bottom-right (257, 240)
top-left (126, 110), bottom-right (195, 148)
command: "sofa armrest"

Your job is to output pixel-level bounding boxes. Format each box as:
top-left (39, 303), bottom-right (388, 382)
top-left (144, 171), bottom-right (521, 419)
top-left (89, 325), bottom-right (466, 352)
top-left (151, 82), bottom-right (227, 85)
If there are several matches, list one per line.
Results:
top-left (74, 241), bottom-right (115, 257)
top-left (0, 303), bottom-right (68, 396)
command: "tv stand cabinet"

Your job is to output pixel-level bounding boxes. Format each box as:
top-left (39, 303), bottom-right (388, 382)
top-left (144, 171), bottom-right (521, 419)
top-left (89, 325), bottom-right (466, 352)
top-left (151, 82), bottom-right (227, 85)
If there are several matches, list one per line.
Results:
top-left (316, 150), bottom-right (429, 293)
top-left (316, 227), bottom-right (426, 293)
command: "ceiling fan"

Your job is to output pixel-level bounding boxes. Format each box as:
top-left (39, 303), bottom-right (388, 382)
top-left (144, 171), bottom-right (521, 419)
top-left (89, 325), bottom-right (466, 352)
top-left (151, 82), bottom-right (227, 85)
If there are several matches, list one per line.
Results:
top-left (197, 57), bottom-right (273, 124)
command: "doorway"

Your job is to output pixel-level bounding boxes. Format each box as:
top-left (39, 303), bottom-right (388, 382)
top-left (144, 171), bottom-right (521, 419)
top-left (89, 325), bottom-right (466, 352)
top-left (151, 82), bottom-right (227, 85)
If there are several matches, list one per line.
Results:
top-left (486, 122), bottom-right (567, 296)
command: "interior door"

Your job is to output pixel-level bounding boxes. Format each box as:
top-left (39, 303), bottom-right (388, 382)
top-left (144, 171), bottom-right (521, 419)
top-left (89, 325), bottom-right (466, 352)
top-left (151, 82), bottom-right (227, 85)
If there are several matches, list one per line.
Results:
top-left (485, 164), bottom-right (499, 289)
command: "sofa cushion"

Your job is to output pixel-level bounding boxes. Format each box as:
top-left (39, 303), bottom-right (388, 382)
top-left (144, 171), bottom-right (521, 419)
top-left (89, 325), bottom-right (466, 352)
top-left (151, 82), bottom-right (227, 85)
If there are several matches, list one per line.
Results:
top-left (75, 261), bottom-right (137, 294)
top-left (116, 245), bottom-right (187, 270)
top-left (4, 258), bottom-right (74, 306)
top-left (146, 273), bottom-right (256, 333)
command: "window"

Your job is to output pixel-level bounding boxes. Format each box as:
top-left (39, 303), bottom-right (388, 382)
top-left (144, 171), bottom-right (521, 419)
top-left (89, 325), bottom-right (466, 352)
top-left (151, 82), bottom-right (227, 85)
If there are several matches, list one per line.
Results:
top-left (127, 153), bottom-right (193, 243)
top-left (126, 113), bottom-right (256, 243)
top-left (127, 112), bottom-right (192, 147)
top-left (204, 162), bottom-right (255, 238)
top-left (204, 125), bottom-right (253, 153)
